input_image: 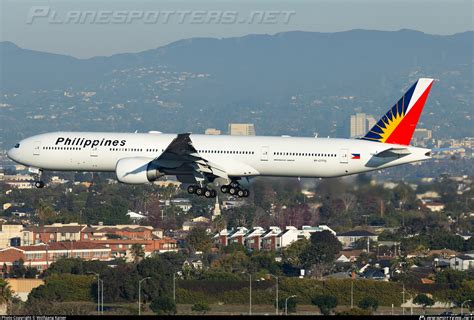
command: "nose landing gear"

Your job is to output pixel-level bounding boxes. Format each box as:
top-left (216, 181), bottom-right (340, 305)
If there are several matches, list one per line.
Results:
top-left (31, 168), bottom-right (45, 189)
top-left (34, 181), bottom-right (45, 189)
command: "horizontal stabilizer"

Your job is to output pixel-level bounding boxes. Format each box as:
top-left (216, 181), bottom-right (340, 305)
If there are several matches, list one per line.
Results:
top-left (375, 148), bottom-right (411, 158)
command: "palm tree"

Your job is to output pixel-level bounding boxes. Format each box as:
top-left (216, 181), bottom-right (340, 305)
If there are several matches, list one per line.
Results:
top-left (0, 279), bottom-right (12, 313)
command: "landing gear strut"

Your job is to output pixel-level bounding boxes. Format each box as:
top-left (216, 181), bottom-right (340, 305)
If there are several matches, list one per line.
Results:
top-left (187, 185), bottom-right (217, 198)
top-left (32, 169), bottom-right (45, 189)
top-left (220, 181), bottom-right (249, 198)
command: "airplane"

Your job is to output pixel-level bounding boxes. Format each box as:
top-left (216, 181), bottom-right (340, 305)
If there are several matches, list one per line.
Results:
top-left (7, 78), bottom-right (434, 198)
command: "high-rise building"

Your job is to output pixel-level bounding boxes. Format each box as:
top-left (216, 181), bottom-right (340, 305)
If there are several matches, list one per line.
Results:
top-left (205, 128), bottom-right (221, 135)
top-left (413, 128), bottom-right (433, 140)
top-left (228, 123), bottom-right (256, 136)
top-left (349, 113), bottom-right (375, 138)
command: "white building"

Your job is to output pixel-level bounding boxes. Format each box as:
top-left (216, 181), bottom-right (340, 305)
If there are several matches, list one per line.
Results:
top-left (450, 254), bottom-right (474, 271)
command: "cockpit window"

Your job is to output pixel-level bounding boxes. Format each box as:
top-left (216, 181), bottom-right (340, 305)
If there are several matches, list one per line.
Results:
top-left (14, 143), bottom-right (20, 148)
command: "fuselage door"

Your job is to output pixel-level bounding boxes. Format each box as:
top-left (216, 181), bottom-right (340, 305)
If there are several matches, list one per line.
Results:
top-left (260, 146), bottom-right (269, 161)
top-left (340, 148), bottom-right (349, 164)
top-left (33, 141), bottom-right (41, 155)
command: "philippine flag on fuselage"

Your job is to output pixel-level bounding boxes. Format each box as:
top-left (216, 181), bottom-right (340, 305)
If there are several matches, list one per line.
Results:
top-left (351, 153), bottom-right (361, 159)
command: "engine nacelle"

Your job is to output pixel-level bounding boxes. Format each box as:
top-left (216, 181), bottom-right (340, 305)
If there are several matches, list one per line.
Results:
top-left (115, 157), bottom-right (164, 184)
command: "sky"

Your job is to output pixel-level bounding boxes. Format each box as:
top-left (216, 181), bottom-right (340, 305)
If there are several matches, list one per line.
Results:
top-left (1, 0), bottom-right (472, 58)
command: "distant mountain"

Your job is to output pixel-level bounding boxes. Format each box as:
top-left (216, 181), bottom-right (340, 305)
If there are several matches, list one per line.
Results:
top-left (0, 30), bottom-right (472, 147)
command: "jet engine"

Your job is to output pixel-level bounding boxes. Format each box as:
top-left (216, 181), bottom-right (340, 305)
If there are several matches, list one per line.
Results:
top-left (115, 157), bottom-right (164, 184)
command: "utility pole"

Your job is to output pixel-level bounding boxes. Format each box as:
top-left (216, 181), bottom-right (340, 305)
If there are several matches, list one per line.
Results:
top-left (269, 274), bottom-right (279, 315)
top-left (351, 281), bottom-right (354, 309)
top-left (249, 274), bottom-right (252, 315)
top-left (402, 284), bottom-right (405, 315)
top-left (173, 272), bottom-right (177, 302)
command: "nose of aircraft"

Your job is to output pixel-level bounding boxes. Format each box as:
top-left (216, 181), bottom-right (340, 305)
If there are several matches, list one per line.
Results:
top-left (7, 148), bottom-right (17, 161)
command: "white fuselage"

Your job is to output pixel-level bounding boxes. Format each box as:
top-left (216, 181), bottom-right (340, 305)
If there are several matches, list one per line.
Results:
top-left (7, 131), bottom-right (431, 180)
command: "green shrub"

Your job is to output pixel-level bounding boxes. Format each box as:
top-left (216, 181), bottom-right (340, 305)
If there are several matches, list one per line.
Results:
top-left (311, 294), bottom-right (338, 315)
top-left (191, 302), bottom-right (211, 314)
top-left (150, 296), bottom-right (176, 315)
top-left (358, 296), bottom-right (379, 311)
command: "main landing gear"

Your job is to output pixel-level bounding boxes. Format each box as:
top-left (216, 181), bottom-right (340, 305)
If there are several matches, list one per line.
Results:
top-left (220, 181), bottom-right (249, 198)
top-left (187, 185), bottom-right (217, 198)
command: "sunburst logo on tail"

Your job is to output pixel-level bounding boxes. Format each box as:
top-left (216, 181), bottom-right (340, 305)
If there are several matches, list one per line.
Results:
top-left (361, 78), bottom-right (434, 146)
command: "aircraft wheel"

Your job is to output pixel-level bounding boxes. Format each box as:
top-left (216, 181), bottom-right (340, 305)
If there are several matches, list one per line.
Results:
top-left (34, 181), bottom-right (45, 189)
top-left (187, 185), bottom-right (197, 194)
top-left (196, 187), bottom-right (205, 196)
top-left (204, 189), bottom-right (213, 198)
top-left (230, 181), bottom-right (240, 188)
top-left (237, 189), bottom-right (245, 197)
top-left (243, 190), bottom-right (250, 197)
top-left (220, 185), bottom-right (229, 193)
top-left (229, 187), bottom-right (238, 195)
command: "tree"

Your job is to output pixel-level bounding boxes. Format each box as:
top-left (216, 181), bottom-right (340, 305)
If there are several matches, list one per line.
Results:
top-left (186, 228), bottom-right (212, 253)
top-left (9, 259), bottom-right (26, 278)
top-left (282, 238), bottom-right (310, 269)
top-left (150, 296), bottom-right (176, 315)
top-left (358, 296), bottom-right (379, 312)
top-left (130, 244), bottom-right (145, 263)
top-left (413, 294), bottom-right (434, 312)
top-left (191, 302), bottom-right (211, 314)
top-left (25, 266), bottom-right (38, 279)
top-left (301, 231), bottom-right (342, 277)
top-left (0, 279), bottom-right (12, 304)
top-left (311, 294), bottom-right (338, 315)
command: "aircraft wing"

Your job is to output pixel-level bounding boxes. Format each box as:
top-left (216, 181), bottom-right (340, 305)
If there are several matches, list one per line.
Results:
top-left (152, 133), bottom-right (230, 182)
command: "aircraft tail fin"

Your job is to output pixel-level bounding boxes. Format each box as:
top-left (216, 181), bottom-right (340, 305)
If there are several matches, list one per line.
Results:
top-left (361, 78), bottom-right (434, 146)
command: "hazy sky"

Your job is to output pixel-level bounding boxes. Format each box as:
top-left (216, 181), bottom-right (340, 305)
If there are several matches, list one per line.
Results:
top-left (1, 0), bottom-right (472, 58)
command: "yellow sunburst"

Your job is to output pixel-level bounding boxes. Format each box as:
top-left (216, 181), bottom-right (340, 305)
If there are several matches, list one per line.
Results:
top-left (374, 104), bottom-right (405, 142)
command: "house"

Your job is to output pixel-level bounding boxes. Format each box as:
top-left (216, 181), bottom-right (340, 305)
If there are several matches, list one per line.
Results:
top-left (337, 230), bottom-right (378, 248)
top-left (228, 227), bottom-right (248, 245)
top-left (183, 258), bottom-right (203, 270)
top-left (126, 211), bottom-right (147, 222)
top-left (244, 227), bottom-right (266, 251)
top-left (81, 225), bottom-right (156, 241)
top-left (336, 249), bottom-right (364, 263)
top-left (361, 267), bottom-right (387, 281)
top-left (450, 255), bottom-right (474, 271)
top-left (83, 237), bottom-right (178, 261)
top-left (160, 198), bottom-right (192, 213)
top-left (261, 227), bottom-right (282, 250)
top-left (0, 241), bottom-right (111, 274)
top-left (182, 217), bottom-right (210, 231)
top-left (0, 225), bottom-right (34, 248)
top-left (213, 228), bottom-right (232, 247)
top-left (26, 223), bottom-right (85, 244)
top-left (276, 225), bottom-right (336, 250)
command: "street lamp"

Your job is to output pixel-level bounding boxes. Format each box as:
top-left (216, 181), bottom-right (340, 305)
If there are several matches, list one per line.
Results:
top-left (86, 272), bottom-right (103, 315)
top-left (285, 295), bottom-right (297, 315)
top-left (461, 299), bottom-right (472, 315)
top-left (173, 271), bottom-right (182, 302)
top-left (268, 274), bottom-right (279, 315)
top-left (138, 277), bottom-right (152, 316)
